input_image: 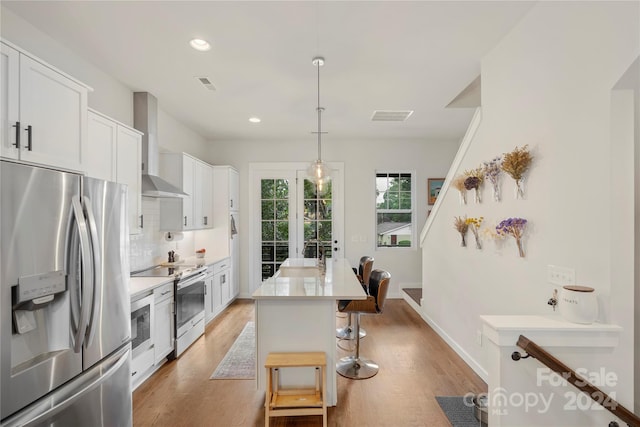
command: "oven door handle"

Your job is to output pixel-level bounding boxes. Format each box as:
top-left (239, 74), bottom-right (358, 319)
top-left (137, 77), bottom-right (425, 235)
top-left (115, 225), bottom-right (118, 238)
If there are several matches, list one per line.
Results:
top-left (176, 272), bottom-right (207, 290)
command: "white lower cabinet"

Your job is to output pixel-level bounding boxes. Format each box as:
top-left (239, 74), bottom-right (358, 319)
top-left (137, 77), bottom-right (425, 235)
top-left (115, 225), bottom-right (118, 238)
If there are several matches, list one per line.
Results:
top-left (214, 258), bottom-right (231, 316)
top-left (153, 282), bottom-right (174, 364)
top-left (131, 347), bottom-right (154, 391)
top-left (204, 266), bottom-right (215, 324)
top-left (204, 258), bottom-right (232, 324)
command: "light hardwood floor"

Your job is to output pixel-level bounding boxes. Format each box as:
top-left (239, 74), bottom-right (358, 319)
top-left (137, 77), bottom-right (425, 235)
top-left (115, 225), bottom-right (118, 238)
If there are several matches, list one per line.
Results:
top-left (133, 299), bottom-right (486, 426)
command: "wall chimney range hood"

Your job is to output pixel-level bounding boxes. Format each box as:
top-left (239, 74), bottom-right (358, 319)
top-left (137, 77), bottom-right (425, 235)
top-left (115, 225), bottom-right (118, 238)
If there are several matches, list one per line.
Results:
top-left (133, 92), bottom-right (188, 198)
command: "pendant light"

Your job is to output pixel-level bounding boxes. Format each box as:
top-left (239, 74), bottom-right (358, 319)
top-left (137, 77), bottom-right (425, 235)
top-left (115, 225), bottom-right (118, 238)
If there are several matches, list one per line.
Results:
top-left (307, 56), bottom-right (331, 189)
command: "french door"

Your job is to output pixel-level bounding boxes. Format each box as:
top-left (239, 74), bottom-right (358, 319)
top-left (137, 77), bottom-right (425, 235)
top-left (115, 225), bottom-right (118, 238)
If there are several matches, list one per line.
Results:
top-left (249, 163), bottom-right (343, 292)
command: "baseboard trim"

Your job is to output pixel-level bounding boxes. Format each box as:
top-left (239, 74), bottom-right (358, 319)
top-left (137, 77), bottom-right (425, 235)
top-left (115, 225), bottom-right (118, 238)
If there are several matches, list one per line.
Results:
top-left (403, 295), bottom-right (488, 383)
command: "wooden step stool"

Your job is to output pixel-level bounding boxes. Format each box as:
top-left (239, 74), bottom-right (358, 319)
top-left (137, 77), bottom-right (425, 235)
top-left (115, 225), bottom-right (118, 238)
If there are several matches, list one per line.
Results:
top-left (264, 352), bottom-right (327, 427)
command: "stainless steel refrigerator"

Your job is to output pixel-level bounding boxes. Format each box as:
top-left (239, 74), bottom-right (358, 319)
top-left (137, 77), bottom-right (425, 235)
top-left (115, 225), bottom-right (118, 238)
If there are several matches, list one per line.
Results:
top-left (0, 160), bottom-right (132, 426)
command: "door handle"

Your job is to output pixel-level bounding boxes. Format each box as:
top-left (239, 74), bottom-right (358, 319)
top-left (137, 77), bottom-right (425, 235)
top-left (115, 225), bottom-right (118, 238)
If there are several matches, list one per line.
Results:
top-left (83, 197), bottom-right (102, 348)
top-left (184, 216), bottom-right (187, 227)
top-left (70, 196), bottom-right (93, 353)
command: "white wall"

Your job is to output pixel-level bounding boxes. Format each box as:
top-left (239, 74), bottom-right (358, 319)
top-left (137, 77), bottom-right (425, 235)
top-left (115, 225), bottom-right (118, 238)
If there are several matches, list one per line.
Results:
top-left (421, 1), bottom-right (639, 423)
top-left (1, 7), bottom-right (132, 125)
top-left (1, 6), bottom-right (213, 271)
top-left (208, 138), bottom-right (458, 297)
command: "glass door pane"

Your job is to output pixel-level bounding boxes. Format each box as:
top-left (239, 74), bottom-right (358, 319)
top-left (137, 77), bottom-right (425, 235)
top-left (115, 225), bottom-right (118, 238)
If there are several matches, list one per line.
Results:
top-left (260, 178), bottom-right (291, 280)
top-left (298, 173), bottom-right (337, 259)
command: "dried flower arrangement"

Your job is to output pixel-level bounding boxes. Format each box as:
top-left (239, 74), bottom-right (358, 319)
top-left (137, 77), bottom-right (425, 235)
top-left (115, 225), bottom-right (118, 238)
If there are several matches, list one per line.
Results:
top-left (452, 175), bottom-right (467, 205)
top-left (453, 216), bottom-right (469, 247)
top-left (501, 145), bottom-right (533, 199)
top-left (483, 156), bottom-right (503, 202)
top-left (496, 217), bottom-right (528, 257)
top-left (463, 167), bottom-right (484, 203)
top-left (466, 216), bottom-right (484, 249)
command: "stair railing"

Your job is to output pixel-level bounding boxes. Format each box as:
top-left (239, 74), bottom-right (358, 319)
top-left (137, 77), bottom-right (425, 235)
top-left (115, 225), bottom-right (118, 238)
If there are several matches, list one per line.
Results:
top-left (512, 335), bottom-right (640, 427)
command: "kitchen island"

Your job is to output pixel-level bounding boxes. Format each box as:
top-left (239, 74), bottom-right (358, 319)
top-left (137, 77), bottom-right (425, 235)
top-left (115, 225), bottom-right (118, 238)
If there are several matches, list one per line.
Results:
top-left (252, 258), bottom-right (366, 406)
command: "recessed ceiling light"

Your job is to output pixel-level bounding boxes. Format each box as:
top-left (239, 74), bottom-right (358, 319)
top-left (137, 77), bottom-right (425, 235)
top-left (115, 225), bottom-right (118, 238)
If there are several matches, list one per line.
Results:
top-left (249, 117), bottom-right (261, 123)
top-left (189, 38), bottom-right (211, 51)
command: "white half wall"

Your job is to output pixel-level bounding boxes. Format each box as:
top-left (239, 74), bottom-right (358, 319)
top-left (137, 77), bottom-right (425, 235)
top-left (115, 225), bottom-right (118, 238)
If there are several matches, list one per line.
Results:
top-left (208, 138), bottom-right (459, 298)
top-left (421, 2), bottom-right (639, 424)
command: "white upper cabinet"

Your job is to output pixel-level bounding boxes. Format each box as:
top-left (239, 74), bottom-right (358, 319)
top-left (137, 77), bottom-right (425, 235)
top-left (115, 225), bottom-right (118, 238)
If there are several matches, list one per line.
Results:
top-left (116, 125), bottom-right (143, 235)
top-left (230, 167), bottom-right (239, 211)
top-left (195, 160), bottom-right (213, 229)
top-left (86, 111), bottom-right (117, 181)
top-left (213, 166), bottom-right (239, 214)
top-left (87, 110), bottom-right (143, 235)
top-left (1, 42), bottom-right (90, 172)
top-left (159, 152), bottom-right (212, 231)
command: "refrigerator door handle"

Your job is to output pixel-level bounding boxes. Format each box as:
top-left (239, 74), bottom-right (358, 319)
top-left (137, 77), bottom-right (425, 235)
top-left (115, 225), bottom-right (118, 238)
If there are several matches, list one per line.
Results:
top-left (70, 196), bottom-right (93, 353)
top-left (82, 197), bottom-right (102, 348)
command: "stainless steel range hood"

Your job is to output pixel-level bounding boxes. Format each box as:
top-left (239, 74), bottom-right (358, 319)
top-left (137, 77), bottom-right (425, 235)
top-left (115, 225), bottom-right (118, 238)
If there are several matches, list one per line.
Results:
top-left (133, 92), bottom-right (188, 198)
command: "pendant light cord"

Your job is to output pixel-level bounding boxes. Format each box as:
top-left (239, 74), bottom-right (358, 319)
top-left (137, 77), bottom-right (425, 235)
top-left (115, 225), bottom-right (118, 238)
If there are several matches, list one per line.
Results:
top-left (317, 60), bottom-right (322, 162)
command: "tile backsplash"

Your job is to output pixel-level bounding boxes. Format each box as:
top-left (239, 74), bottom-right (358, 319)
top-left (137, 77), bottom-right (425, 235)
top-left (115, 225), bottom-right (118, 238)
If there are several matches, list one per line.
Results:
top-left (129, 198), bottom-right (196, 272)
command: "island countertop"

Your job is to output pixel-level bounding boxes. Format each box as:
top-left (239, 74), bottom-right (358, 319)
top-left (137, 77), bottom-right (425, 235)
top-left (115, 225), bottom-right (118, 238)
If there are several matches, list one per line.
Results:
top-left (252, 258), bottom-right (367, 300)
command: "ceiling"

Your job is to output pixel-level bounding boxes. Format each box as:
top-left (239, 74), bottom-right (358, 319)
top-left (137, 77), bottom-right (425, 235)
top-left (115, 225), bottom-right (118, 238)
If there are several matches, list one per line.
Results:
top-left (2, 1), bottom-right (534, 143)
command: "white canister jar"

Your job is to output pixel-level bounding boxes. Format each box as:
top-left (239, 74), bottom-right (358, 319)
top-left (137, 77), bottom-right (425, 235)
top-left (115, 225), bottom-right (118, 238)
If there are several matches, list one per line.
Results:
top-left (559, 285), bottom-right (598, 324)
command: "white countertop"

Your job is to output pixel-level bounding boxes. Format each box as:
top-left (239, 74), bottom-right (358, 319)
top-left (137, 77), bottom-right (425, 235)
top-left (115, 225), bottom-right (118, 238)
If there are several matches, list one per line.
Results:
top-left (252, 258), bottom-right (367, 300)
top-left (129, 254), bottom-right (230, 299)
top-left (130, 276), bottom-right (174, 300)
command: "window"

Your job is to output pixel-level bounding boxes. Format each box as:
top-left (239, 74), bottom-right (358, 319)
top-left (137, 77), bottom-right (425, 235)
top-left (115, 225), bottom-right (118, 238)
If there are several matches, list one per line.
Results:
top-left (376, 172), bottom-right (414, 248)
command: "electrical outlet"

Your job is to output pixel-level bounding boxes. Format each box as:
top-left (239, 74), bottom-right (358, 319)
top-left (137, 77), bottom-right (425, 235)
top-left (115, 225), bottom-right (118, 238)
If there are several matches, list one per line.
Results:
top-left (476, 330), bottom-right (483, 346)
top-left (547, 265), bottom-right (576, 286)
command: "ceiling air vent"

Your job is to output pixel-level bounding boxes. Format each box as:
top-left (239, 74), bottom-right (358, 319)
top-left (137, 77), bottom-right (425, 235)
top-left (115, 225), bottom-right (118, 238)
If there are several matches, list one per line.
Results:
top-left (195, 76), bottom-right (216, 91)
top-left (371, 110), bottom-right (414, 122)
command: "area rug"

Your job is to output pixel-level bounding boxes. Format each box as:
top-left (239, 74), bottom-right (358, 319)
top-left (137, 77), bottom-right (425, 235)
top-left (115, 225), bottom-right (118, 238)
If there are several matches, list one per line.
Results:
top-left (210, 321), bottom-right (255, 379)
top-left (435, 396), bottom-right (486, 427)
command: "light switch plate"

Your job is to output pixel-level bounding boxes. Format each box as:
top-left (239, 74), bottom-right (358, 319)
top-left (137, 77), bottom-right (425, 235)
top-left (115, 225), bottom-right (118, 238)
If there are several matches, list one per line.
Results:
top-left (547, 265), bottom-right (576, 286)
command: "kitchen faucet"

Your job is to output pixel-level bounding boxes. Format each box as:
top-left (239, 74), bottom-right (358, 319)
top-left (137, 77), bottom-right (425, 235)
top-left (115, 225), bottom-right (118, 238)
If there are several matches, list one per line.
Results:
top-left (302, 239), bottom-right (326, 272)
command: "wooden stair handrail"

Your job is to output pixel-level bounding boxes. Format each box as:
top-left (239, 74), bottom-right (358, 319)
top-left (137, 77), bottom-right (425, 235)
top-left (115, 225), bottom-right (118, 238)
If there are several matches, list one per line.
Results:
top-left (515, 335), bottom-right (640, 427)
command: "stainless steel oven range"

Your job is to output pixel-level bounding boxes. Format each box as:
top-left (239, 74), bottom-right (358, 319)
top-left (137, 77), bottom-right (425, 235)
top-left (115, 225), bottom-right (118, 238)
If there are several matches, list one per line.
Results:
top-left (131, 265), bottom-right (207, 358)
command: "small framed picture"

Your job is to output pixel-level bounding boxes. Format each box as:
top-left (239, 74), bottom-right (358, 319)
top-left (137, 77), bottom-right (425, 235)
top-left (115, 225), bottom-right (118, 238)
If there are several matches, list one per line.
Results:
top-left (428, 178), bottom-right (445, 205)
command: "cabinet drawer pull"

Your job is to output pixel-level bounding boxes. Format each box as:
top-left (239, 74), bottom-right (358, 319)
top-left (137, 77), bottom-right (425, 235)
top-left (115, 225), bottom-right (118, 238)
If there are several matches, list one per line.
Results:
top-left (12, 122), bottom-right (20, 148)
top-left (25, 125), bottom-right (33, 151)
top-left (131, 371), bottom-right (138, 377)
top-left (161, 290), bottom-right (171, 296)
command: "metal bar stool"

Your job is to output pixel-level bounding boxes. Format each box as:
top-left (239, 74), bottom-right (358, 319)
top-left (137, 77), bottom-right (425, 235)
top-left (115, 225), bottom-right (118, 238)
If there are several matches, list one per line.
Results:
top-left (336, 269), bottom-right (391, 380)
top-left (336, 256), bottom-right (373, 341)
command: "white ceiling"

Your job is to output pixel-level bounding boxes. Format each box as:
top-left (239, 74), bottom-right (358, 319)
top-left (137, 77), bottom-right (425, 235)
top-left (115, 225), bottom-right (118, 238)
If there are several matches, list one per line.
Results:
top-left (3, 1), bottom-right (534, 143)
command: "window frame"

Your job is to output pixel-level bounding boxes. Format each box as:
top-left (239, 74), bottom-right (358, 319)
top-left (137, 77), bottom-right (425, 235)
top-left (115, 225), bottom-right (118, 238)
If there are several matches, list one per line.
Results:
top-left (374, 170), bottom-right (417, 251)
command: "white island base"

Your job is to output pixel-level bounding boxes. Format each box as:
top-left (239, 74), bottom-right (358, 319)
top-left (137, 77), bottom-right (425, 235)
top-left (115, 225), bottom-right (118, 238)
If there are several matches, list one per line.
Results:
top-left (253, 259), bottom-right (366, 406)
